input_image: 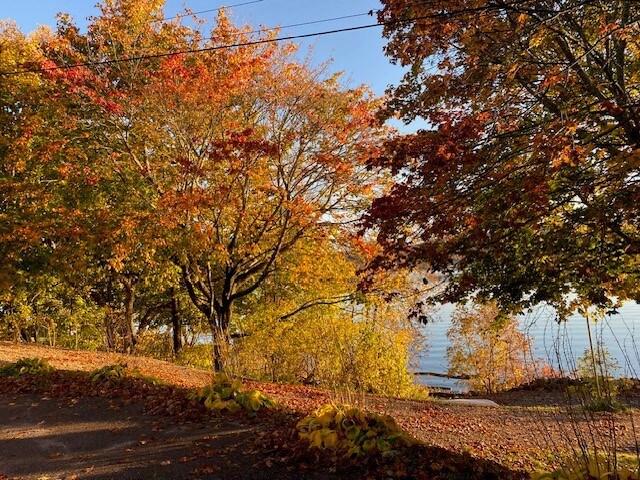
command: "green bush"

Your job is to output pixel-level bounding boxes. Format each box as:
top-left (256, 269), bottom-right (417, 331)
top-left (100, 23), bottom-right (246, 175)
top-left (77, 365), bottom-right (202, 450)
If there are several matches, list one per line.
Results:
top-left (190, 374), bottom-right (278, 415)
top-left (0, 357), bottom-right (54, 377)
top-left (296, 403), bottom-right (417, 457)
top-left (90, 363), bottom-right (129, 382)
top-left (576, 342), bottom-right (622, 411)
top-left (89, 363), bottom-right (163, 385)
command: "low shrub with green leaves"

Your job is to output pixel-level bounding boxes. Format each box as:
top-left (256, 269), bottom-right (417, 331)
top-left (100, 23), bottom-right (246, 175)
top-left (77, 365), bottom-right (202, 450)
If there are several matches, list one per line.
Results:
top-left (89, 364), bottom-right (163, 385)
top-left (191, 374), bottom-right (278, 415)
top-left (90, 363), bottom-right (129, 382)
top-left (297, 403), bottom-right (418, 457)
top-left (584, 398), bottom-right (627, 413)
top-left (0, 357), bottom-right (54, 377)
top-left (532, 455), bottom-right (640, 480)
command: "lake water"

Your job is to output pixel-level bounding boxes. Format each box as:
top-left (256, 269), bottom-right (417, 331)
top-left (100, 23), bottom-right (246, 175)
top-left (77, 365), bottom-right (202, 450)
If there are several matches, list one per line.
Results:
top-left (415, 302), bottom-right (640, 392)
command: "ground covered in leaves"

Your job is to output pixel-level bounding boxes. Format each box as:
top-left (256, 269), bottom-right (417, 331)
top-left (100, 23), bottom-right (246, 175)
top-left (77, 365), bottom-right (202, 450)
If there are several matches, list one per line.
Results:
top-left (1, 342), bottom-right (639, 478)
top-left (0, 355), bottom-right (521, 479)
top-left (0, 392), bottom-right (307, 480)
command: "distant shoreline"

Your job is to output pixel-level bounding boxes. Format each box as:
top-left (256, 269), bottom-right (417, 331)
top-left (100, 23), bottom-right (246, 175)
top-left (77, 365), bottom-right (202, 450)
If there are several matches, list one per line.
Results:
top-left (413, 371), bottom-right (470, 380)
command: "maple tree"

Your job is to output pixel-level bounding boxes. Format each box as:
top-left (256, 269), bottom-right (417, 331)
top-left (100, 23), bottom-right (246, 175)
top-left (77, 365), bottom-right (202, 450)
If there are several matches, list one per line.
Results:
top-left (0, 23), bottom-right (98, 349)
top-left (33, 1), bottom-right (197, 353)
top-left (149, 43), bottom-right (383, 369)
top-left (367, 0), bottom-right (640, 316)
top-left (1, 0), bottom-right (387, 369)
top-left (0, 22), bottom-right (53, 293)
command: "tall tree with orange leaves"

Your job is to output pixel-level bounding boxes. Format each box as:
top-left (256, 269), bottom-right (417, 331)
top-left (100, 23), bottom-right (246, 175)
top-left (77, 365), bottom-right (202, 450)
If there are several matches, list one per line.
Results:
top-left (366, 1), bottom-right (640, 317)
top-left (30, 0), bottom-right (385, 367)
top-left (0, 21), bottom-right (51, 293)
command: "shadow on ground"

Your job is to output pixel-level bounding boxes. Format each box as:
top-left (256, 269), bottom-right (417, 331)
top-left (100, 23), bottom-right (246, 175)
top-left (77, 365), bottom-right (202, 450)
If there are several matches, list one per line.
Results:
top-left (0, 394), bottom-right (335, 480)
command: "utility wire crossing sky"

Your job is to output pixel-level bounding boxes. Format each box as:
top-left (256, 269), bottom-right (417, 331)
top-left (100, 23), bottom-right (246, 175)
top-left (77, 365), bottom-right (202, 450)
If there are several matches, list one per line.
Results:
top-left (1, 5), bottom-right (494, 77)
top-left (2, 0), bottom-right (434, 130)
top-left (2, 1), bottom-right (396, 92)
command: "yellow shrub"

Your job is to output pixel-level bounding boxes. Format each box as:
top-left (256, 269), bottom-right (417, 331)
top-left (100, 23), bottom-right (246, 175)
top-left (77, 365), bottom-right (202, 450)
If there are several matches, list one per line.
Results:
top-left (230, 308), bottom-right (419, 398)
top-left (297, 403), bottom-right (418, 457)
top-left (191, 374), bottom-right (279, 415)
top-left (226, 237), bottom-right (422, 398)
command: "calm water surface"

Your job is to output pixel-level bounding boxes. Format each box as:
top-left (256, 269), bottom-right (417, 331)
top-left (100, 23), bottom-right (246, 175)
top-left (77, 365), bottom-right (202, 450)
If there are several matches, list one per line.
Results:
top-left (415, 302), bottom-right (640, 391)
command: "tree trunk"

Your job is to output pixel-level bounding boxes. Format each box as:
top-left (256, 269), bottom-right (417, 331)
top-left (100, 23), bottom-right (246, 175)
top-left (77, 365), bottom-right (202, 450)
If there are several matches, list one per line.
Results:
top-left (585, 313), bottom-right (602, 399)
top-left (177, 260), bottom-right (235, 372)
top-left (104, 311), bottom-right (116, 352)
top-left (122, 278), bottom-right (136, 354)
top-left (95, 276), bottom-right (116, 352)
top-left (171, 290), bottom-right (183, 355)
top-left (19, 328), bottom-right (31, 343)
top-left (210, 301), bottom-right (232, 372)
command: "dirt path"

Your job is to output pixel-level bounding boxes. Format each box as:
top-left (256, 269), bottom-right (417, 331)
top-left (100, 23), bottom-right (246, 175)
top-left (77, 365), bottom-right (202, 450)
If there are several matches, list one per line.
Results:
top-left (0, 393), bottom-right (336, 480)
top-left (2, 342), bottom-right (639, 472)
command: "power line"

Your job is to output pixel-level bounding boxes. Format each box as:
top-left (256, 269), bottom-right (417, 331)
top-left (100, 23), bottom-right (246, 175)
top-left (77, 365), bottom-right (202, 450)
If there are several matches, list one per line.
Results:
top-left (0, 3), bottom-right (528, 76)
top-left (161, 0), bottom-right (435, 43)
top-left (160, 0), bottom-right (435, 26)
top-left (158, 0), bottom-right (264, 22)
top-left (2, 18), bottom-right (387, 77)
top-left (176, 11), bottom-right (375, 46)
top-left (234, 11), bottom-right (374, 36)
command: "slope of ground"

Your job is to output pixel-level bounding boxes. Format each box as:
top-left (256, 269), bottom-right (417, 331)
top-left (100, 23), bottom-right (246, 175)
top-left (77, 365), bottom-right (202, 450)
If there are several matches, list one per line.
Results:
top-left (1, 342), bottom-right (639, 473)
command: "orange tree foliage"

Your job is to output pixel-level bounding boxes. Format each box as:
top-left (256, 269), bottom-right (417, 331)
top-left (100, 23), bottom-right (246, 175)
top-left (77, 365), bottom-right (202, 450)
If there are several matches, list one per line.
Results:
top-left (447, 302), bottom-right (538, 394)
top-left (366, 1), bottom-right (640, 317)
top-left (0, 22), bottom-right (52, 293)
top-left (15, 0), bottom-right (386, 366)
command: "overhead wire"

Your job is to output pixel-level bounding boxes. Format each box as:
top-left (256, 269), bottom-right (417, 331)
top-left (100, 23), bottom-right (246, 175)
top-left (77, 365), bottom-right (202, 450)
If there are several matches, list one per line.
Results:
top-left (157, 0), bottom-right (473, 46)
top-left (177, 11), bottom-right (377, 46)
top-left (157, 0), bottom-right (264, 22)
top-left (0, 2), bottom-right (534, 76)
top-left (226, 11), bottom-right (374, 37)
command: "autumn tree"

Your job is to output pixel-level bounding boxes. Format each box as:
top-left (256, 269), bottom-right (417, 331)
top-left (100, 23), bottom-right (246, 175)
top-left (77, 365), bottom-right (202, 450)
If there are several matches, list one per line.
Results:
top-left (0, 22), bottom-right (90, 346)
top-left (28, 0), bottom-right (385, 367)
top-left (367, 1), bottom-right (640, 316)
top-left (0, 22), bottom-right (52, 292)
top-left (447, 302), bottom-right (537, 393)
top-left (150, 45), bottom-right (383, 369)
top-left (31, 1), bottom-right (201, 353)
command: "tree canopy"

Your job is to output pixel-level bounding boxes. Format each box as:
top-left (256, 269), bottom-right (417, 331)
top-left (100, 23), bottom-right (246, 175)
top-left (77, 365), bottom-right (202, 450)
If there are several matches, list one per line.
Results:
top-left (366, 0), bottom-right (640, 316)
top-left (0, 0), bottom-right (408, 377)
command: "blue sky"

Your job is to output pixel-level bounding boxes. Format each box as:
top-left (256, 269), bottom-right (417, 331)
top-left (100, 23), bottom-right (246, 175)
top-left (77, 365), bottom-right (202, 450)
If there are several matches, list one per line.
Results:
top-left (2, 0), bottom-right (408, 100)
